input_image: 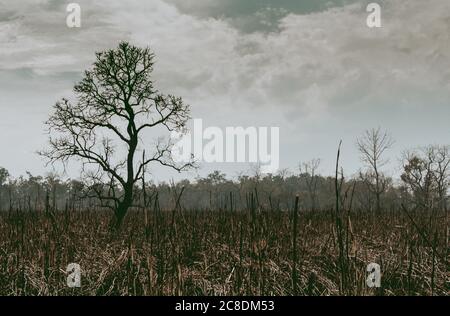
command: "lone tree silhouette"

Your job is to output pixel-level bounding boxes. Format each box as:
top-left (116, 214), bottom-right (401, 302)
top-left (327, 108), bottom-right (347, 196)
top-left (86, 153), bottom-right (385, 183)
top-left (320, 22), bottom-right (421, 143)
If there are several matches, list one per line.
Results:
top-left (41, 42), bottom-right (193, 227)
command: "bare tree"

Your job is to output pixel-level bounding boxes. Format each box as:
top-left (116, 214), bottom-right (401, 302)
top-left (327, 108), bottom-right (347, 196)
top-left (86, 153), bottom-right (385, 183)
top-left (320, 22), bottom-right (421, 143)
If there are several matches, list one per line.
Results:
top-left (356, 128), bottom-right (394, 214)
top-left (299, 158), bottom-right (321, 211)
top-left (40, 42), bottom-right (194, 227)
top-left (401, 145), bottom-right (449, 212)
top-left (427, 145), bottom-right (450, 212)
top-left (401, 150), bottom-right (434, 210)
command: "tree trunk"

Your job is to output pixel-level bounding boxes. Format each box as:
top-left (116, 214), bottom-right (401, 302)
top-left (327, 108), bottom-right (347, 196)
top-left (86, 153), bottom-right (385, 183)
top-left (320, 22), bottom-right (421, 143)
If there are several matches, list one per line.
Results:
top-left (376, 191), bottom-right (381, 215)
top-left (113, 116), bottom-right (138, 229)
top-left (113, 174), bottom-right (135, 228)
top-left (114, 201), bottom-right (130, 229)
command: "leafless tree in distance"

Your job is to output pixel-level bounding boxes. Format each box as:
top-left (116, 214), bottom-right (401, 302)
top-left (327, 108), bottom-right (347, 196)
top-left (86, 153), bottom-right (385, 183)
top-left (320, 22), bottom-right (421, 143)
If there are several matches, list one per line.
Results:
top-left (299, 158), bottom-right (321, 211)
top-left (356, 128), bottom-right (394, 214)
top-left (401, 145), bottom-right (449, 212)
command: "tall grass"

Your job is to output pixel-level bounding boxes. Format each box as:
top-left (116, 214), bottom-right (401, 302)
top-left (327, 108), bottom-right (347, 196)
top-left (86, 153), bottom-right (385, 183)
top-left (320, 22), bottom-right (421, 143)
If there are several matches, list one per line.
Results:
top-left (0, 204), bottom-right (447, 296)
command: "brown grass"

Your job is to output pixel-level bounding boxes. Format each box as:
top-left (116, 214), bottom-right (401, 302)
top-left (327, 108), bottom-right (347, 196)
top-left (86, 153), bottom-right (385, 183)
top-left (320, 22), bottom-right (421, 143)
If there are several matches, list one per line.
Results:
top-left (0, 207), bottom-right (448, 296)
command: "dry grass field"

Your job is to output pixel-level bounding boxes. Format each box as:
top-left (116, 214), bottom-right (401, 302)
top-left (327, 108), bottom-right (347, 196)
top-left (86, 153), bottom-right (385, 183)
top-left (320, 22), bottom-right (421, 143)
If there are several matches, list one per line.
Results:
top-left (0, 205), bottom-right (447, 296)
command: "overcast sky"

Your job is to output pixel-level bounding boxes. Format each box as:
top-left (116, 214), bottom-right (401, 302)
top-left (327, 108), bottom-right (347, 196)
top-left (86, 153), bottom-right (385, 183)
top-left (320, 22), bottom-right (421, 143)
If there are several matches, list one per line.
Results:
top-left (0, 0), bottom-right (449, 182)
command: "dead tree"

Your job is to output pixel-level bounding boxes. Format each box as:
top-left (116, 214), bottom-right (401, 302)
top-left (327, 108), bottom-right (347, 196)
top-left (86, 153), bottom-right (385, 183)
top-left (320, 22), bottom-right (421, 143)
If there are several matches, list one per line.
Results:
top-left (40, 42), bottom-right (194, 227)
top-left (401, 145), bottom-right (449, 212)
top-left (299, 158), bottom-right (321, 211)
top-left (356, 128), bottom-right (394, 214)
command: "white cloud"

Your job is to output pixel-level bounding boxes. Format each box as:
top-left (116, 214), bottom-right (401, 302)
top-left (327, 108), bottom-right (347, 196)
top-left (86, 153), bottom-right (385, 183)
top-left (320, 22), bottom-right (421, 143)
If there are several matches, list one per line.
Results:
top-left (2, 0), bottom-right (450, 114)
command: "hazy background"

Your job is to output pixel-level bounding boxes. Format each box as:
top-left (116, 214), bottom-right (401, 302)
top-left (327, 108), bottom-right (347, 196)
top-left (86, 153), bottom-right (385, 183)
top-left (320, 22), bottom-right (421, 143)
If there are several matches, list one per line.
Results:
top-left (1, 0), bottom-right (449, 182)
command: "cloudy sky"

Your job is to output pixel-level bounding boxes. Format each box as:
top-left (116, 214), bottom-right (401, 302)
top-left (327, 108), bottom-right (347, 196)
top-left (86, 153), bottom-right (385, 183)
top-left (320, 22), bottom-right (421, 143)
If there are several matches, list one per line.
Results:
top-left (0, 0), bottom-right (449, 182)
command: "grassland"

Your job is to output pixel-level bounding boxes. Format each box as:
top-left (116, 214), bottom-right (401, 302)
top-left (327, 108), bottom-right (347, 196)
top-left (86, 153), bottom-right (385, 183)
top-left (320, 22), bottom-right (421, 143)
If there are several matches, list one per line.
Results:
top-left (0, 205), bottom-right (447, 296)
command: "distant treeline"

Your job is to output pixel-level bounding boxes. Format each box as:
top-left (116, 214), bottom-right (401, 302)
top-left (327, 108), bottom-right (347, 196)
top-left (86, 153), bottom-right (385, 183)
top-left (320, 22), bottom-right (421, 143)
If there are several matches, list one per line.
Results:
top-left (0, 144), bottom-right (448, 214)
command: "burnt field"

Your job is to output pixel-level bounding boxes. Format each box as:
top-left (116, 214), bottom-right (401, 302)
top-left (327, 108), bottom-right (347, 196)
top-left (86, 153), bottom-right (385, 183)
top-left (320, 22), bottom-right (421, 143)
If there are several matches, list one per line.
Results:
top-left (0, 206), bottom-right (447, 296)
